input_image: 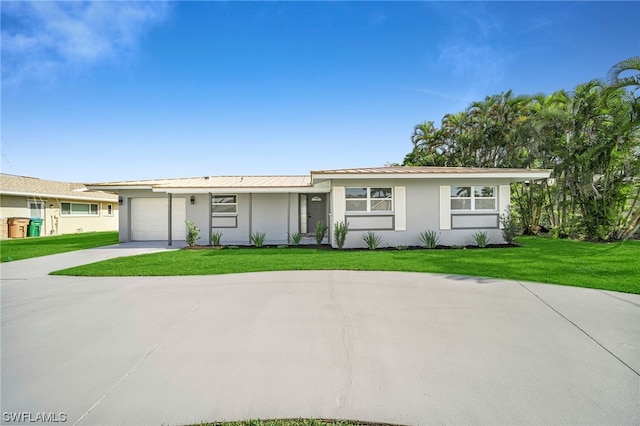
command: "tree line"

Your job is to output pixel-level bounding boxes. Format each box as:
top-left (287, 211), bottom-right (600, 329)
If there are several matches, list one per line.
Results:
top-left (402, 57), bottom-right (640, 241)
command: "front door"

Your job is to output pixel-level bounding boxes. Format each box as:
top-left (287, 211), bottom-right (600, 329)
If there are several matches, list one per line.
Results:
top-left (307, 194), bottom-right (327, 235)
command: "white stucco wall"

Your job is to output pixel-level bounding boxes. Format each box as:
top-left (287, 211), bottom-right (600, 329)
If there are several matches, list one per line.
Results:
top-left (328, 178), bottom-right (511, 248)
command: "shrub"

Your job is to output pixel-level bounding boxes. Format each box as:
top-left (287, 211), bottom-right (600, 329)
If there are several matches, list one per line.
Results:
top-left (185, 220), bottom-right (200, 247)
top-left (333, 221), bottom-right (348, 249)
top-left (288, 232), bottom-right (303, 246)
top-left (250, 232), bottom-right (266, 247)
top-left (419, 229), bottom-right (439, 249)
top-left (473, 231), bottom-right (490, 248)
top-left (362, 231), bottom-right (382, 250)
top-left (315, 220), bottom-right (328, 245)
top-left (499, 208), bottom-right (520, 244)
top-left (211, 231), bottom-right (223, 246)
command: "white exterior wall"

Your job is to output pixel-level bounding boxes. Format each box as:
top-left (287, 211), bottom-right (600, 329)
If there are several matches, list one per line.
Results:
top-left (251, 193), bottom-right (290, 245)
top-left (118, 190), bottom-right (183, 243)
top-left (116, 177), bottom-right (513, 247)
top-left (185, 193), bottom-right (210, 245)
top-left (210, 192), bottom-right (301, 246)
top-left (329, 178), bottom-right (512, 248)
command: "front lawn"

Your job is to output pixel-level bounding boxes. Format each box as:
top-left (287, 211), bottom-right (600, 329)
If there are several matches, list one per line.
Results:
top-left (0, 231), bottom-right (119, 262)
top-left (51, 236), bottom-right (640, 294)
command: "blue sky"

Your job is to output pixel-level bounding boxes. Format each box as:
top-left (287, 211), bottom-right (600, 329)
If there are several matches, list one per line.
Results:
top-left (1, 1), bottom-right (638, 183)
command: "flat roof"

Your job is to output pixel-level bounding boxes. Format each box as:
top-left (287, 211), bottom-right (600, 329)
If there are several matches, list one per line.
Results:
top-left (312, 166), bottom-right (550, 175)
top-left (88, 175), bottom-right (312, 189)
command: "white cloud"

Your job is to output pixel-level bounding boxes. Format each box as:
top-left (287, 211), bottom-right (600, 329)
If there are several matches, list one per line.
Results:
top-left (438, 41), bottom-right (505, 88)
top-left (1, 1), bottom-right (171, 86)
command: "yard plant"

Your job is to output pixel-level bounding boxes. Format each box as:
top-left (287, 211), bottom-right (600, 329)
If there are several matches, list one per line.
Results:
top-left (499, 209), bottom-right (520, 244)
top-left (314, 220), bottom-right (328, 245)
top-left (472, 231), bottom-right (490, 248)
top-left (288, 232), bottom-right (303, 246)
top-left (361, 231), bottom-right (382, 250)
top-left (333, 221), bottom-right (348, 249)
top-left (250, 232), bottom-right (266, 247)
top-left (52, 237), bottom-right (640, 295)
top-left (185, 221), bottom-right (201, 247)
top-left (211, 231), bottom-right (223, 246)
top-left (419, 229), bottom-right (439, 249)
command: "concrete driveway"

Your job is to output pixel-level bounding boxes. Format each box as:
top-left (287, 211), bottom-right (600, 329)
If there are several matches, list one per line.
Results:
top-left (1, 244), bottom-right (639, 425)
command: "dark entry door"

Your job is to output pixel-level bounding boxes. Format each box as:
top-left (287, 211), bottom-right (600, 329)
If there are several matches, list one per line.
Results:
top-left (307, 194), bottom-right (327, 234)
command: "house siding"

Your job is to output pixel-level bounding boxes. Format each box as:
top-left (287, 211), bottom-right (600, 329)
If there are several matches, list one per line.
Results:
top-left (328, 178), bottom-right (510, 248)
top-left (105, 171), bottom-right (535, 247)
top-left (207, 193), bottom-right (301, 245)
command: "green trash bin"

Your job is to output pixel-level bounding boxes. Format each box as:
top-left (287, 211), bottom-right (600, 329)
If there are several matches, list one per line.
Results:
top-left (27, 218), bottom-right (44, 237)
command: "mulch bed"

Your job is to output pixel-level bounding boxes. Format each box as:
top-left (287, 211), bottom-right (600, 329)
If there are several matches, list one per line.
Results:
top-left (183, 243), bottom-right (521, 251)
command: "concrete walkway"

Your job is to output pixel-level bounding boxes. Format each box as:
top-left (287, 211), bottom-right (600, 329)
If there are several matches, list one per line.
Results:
top-left (1, 244), bottom-right (639, 425)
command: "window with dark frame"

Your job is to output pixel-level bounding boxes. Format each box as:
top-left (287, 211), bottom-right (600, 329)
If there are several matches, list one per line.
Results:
top-left (345, 187), bottom-right (393, 212)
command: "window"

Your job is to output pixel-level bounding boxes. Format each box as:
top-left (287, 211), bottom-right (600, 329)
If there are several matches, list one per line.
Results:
top-left (212, 195), bottom-right (237, 214)
top-left (451, 186), bottom-right (496, 211)
top-left (28, 201), bottom-right (44, 218)
top-left (61, 202), bottom-right (99, 215)
top-left (346, 187), bottom-right (392, 212)
top-left (107, 204), bottom-right (113, 216)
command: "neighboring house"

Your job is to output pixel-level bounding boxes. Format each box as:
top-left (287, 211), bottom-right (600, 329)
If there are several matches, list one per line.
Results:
top-left (0, 173), bottom-right (118, 239)
top-left (87, 166), bottom-right (551, 248)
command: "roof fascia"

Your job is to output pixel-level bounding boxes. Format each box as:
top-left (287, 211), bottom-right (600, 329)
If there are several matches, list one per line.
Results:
top-left (86, 185), bottom-right (156, 191)
top-left (312, 171), bottom-right (551, 181)
top-left (153, 180), bottom-right (331, 194)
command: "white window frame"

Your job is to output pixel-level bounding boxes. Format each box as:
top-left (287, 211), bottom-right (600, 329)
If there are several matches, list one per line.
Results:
top-left (106, 204), bottom-right (114, 216)
top-left (345, 187), bottom-right (393, 213)
top-left (61, 202), bottom-right (99, 216)
top-left (450, 186), bottom-right (497, 211)
top-left (211, 194), bottom-right (238, 214)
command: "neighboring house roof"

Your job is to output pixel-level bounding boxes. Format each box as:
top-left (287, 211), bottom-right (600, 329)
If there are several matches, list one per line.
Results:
top-left (87, 166), bottom-right (551, 193)
top-left (0, 174), bottom-right (117, 202)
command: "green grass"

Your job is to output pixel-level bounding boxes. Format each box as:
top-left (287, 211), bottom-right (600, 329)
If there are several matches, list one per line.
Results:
top-left (0, 231), bottom-right (119, 262)
top-left (51, 236), bottom-right (640, 294)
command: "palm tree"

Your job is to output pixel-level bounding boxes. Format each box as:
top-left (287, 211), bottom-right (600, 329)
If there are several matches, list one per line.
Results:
top-left (607, 56), bottom-right (640, 89)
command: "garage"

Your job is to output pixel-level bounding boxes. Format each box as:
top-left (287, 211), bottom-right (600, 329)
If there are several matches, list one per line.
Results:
top-left (131, 197), bottom-right (186, 241)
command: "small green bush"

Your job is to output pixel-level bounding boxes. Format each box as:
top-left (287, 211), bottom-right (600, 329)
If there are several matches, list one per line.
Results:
top-left (333, 221), bottom-right (348, 249)
top-left (473, 231), bottom-right (490, 248)
top-left (499, 208), bottom-right (519, 244)
top-left (250, 232), bottom-right (266, 247)
top-left (211, 231), bottom-right (223, 246)
top-left (185, 221), bottom-right (200, 247)
top-left (315, 220), bottom-right (328, 245)
top-left (362, 231), bottom-right (382, 250)
top-left (288, 232), bottom-right (303, 246)
top-left (419, 229), bottom-right (439, 249)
